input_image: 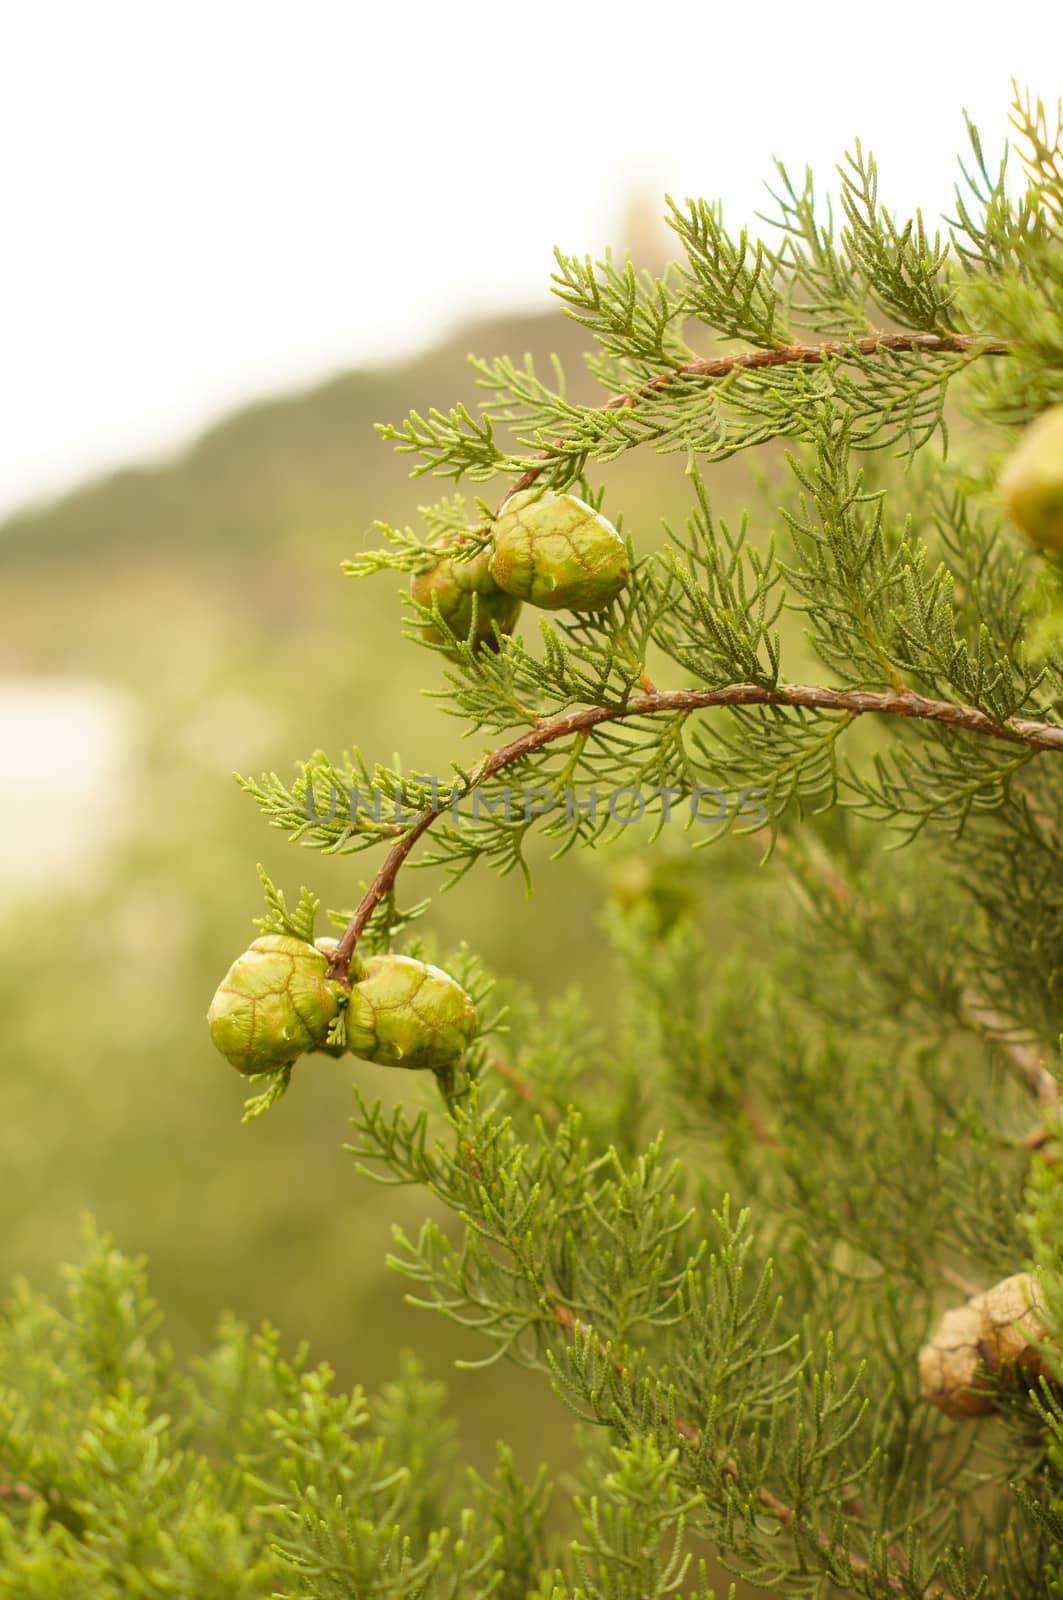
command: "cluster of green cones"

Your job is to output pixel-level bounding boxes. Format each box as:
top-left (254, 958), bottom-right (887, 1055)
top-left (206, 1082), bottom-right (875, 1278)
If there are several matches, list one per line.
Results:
top-left (411, 487), bottom-right (630, 660)
top-left (207, 934), bottom-right (478, 1078)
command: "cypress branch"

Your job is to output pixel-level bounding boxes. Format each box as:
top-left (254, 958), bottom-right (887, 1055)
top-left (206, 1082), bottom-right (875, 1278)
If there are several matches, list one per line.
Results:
top-left (326, 682), bottom-right (1063, 983)
top-left (505, 333), bottom-right (1011, 498)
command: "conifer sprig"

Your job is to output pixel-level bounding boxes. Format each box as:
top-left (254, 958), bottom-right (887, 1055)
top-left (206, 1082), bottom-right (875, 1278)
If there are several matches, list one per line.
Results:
top-left (383, 332), bottom-right (1010, 499)
top-left (350, 1092), bottom-right (971, 1599)
top-left (319, 682), bottom-right (1063, 982)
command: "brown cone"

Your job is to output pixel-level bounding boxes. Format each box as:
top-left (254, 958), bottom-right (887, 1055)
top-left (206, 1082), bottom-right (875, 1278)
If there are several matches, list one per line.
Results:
top-left (920, 1271), bottom-right (1055, 1419)
top-left (974, 1272), bottom-right (1051, 1379)
top-left (918, 1304), bottom-right (995, 1419)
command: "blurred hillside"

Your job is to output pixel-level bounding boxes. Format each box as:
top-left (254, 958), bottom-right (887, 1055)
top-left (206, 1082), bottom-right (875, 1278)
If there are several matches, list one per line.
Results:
top-left (0, 306), bottom-right (761, 1475)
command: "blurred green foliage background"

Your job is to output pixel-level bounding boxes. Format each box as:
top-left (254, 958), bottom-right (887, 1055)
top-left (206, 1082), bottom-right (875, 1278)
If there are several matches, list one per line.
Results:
top-left (0, 310), bottom-right (767, 1476)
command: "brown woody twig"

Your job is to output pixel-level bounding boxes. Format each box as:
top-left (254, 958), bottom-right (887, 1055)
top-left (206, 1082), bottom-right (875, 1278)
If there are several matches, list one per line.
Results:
top-left (0, 1479), bottom-right (40, 1505)
top-left (505, 331), bottom-right (1010, 498)
top-left (327, 681), bottom-right (1062, 984)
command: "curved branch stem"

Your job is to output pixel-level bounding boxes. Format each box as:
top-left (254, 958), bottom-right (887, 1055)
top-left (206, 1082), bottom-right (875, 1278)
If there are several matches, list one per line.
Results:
top-left (326, 679), bottom-right (1061, 982)
top-left (506, 331), bottom-right (1010, 496)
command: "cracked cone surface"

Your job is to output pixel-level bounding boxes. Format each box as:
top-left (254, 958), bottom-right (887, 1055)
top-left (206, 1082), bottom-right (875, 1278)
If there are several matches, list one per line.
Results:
top-left (207, 934), bottom-right (343, 1075)
top-left (974, 1271), bottom-right (1051, 1378)
top-left (489, 489), bottom-right (629, 611)
top-left (920, 1271), bottom-right (1054, 1418)
top-left (345, 954), bottom-right (478, 1071)
top-left (918, 1304), bottom-right (995, 1419)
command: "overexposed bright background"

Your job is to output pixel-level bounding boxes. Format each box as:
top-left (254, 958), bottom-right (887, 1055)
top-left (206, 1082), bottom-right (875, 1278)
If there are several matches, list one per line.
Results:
top-left (2, 0), bottom-right (1062, 516)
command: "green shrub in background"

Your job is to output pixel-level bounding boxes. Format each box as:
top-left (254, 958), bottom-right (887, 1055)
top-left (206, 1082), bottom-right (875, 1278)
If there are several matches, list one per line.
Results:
top-left (7, 87), bottom-right (1063, 1596)
top-left (0, 1227), bottom-right (553, 1597)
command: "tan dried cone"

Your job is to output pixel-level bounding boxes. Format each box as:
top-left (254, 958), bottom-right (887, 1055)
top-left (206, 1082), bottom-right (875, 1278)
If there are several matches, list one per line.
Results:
top-left (918, 1304), bottom-right (996, 1419)
top-left (975, 1272), bottom-right (1051, 1378)
top-left (920, 1271), bottom-right (1054, 1419)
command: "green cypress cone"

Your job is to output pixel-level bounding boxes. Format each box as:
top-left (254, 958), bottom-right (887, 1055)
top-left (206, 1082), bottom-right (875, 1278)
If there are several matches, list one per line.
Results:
top-left (410, 541), bottom-right (521, 658)
top-left (345, 954), bottom-right (478, 1071)
top-left (489, 489), bottom-right (630, 611)
top-left (207, 934), bottom-right (345, 1075)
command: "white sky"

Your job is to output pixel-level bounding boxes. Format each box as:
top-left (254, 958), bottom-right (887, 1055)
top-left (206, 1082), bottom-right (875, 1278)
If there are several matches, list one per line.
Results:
top-left (2, 2), bottom-right (1061, 519)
